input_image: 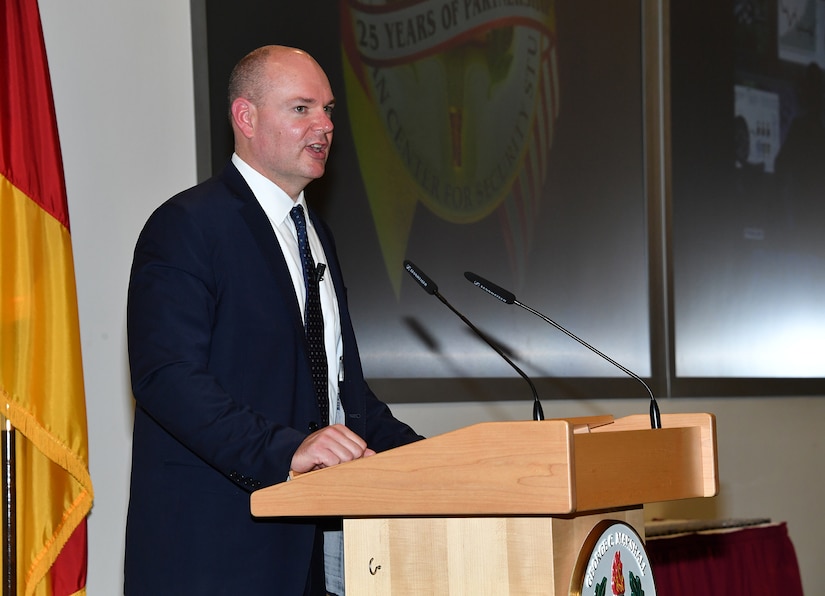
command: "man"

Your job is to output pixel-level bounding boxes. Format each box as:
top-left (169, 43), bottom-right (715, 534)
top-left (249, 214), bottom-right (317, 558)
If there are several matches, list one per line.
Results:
top-left (125, 45), bottom-right (421, 595)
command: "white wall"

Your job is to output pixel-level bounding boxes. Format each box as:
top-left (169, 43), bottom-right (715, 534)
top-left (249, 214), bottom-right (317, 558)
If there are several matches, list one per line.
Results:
top-left (38, 2), bottom-right (825, 594)
top-left (39, 1), bottom-right (196, 593)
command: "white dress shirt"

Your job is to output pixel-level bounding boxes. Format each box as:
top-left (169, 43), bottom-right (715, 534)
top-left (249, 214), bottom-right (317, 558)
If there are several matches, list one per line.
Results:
top-left (232, 154), bottom-right (344, 425)
top-left (231, 154), bottom-right (347, 595)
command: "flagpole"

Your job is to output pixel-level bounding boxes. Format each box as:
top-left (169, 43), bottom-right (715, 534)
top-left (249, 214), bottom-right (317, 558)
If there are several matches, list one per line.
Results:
top-left (1, 413), bottom-right (15, 596)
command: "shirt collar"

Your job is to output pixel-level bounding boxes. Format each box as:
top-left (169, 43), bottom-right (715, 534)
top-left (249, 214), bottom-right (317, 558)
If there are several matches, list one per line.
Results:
top-left (231, 153), bottom-right (307, 223)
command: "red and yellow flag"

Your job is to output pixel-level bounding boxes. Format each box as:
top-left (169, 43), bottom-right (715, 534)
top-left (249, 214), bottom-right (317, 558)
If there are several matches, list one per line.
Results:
top-left (1, 1), bottom-right (94, 595)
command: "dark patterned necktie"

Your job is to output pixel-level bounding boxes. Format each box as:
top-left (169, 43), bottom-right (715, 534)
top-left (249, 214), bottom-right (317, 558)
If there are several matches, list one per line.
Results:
top-left (289, 205), bottom-right (329, 426)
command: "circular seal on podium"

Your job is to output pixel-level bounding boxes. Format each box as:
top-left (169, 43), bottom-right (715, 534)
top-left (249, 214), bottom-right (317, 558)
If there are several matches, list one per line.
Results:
top-left (570, 520), bottom-right (657, 596)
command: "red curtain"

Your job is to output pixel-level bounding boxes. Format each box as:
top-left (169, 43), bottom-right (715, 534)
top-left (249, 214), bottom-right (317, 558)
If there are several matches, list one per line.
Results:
top-left (647, 522), bottom-right (803, 595)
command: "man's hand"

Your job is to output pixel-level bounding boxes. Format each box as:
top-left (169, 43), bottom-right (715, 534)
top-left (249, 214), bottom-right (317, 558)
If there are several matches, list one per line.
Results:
top-left (290, 424), bottom-right (376, 474)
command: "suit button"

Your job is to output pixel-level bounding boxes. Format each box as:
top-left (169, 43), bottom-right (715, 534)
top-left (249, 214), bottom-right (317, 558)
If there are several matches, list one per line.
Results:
top-left (308, 421), bottom-right (319, 432)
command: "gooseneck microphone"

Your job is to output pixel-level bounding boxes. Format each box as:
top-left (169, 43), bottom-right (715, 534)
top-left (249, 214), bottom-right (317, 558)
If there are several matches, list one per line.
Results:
top-left (404, 260), bottom-right (545, 421)
top-left (464, 271), bottom-right (662, 429)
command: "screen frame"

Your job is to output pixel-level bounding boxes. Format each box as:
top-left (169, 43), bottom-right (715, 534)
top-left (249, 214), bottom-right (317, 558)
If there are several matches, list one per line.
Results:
top-left (189, 0), bottom-right (825, 402)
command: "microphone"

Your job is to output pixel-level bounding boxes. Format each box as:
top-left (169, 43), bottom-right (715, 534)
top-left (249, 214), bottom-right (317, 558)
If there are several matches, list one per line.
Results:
top-left (404, 260), bottom-right (545, 421)
top-left (464, 271), bottom-right (662, 429)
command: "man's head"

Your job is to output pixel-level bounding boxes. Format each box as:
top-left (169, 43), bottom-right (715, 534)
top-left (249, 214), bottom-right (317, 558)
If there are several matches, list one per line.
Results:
top-left (229, 46), bottom-right (335, 200)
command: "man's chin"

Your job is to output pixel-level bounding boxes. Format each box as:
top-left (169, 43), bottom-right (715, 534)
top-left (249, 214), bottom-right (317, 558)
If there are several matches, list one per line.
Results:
top-left (303, 163), bottom-right (327, 181)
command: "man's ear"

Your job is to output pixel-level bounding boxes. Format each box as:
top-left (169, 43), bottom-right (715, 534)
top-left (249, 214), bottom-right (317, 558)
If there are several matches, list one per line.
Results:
top-left (231, 98), bottom-right (255, 138)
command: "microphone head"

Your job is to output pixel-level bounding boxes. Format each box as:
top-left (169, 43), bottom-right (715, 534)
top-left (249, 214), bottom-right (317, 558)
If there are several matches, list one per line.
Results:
top-left (404, 260), bottom-right (438, 295)
top-left (464, 272), bottom-right (516, 304)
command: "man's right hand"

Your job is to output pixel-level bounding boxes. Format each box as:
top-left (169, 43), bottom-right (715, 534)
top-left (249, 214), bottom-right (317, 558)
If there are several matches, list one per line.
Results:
top-left (290, 424), bottom-right (376, 474)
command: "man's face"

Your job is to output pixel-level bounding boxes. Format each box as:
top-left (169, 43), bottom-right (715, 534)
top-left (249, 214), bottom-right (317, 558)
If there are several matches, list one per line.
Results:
top-left (245, 54), bottom-right (335, 199)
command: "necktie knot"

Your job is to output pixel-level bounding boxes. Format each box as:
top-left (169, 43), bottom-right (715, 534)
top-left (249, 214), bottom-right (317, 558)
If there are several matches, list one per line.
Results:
top-left (290, 204), bottom-right (306, 227)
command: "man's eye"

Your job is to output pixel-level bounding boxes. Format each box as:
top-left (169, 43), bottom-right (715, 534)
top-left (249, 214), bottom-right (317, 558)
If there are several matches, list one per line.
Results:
top-left (295, 106), bottom-right (307, 113)
top-left (324, 106), bottom-right (335, 117)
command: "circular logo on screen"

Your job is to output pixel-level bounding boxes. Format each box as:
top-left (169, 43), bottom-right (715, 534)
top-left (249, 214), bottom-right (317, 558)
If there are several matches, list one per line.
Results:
top-left (341, 0), bottom-right (558, 223)
top-left (570, 520), bottom-right (656, 596)
top-left (340, 0), bottom-right (561, 288)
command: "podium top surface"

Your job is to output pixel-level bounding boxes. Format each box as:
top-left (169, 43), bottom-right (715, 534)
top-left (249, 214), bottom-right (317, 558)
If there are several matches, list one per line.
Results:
top-left (251, 413), bottom-right (718, 518)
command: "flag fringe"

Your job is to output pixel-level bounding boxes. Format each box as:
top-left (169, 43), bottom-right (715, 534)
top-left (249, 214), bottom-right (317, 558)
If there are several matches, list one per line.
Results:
top-left (1, 388), bottom-right (93, 596)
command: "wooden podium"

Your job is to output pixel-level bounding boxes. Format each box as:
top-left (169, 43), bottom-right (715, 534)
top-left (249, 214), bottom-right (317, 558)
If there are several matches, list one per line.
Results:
top-left (251, 413), bottom-right (718, 595)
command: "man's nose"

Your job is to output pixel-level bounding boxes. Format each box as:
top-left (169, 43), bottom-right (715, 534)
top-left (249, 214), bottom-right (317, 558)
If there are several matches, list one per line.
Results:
top-left (317, 113), bottom-right (333, 133)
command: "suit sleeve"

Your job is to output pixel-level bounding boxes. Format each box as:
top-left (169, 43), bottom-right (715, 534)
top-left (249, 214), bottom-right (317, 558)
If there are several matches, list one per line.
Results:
top-left (127, 200), bottom-right (305, 491)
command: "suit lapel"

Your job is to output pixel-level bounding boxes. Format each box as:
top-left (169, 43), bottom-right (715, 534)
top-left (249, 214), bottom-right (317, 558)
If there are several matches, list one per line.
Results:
top-left (220, 163), bottom-right (306, 336)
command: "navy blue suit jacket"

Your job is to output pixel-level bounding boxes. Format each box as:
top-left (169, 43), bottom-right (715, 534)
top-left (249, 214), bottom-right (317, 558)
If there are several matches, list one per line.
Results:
top-left (125, 162), bottom-right (421, 595)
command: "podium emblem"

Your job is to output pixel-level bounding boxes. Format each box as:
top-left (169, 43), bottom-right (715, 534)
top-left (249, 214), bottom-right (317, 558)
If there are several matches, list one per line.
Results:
top-left (570, 520), bottom-right (657, 596)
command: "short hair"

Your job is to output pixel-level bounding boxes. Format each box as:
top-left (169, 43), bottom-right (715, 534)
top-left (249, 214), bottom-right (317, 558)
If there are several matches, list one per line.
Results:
top-left (227, 46), bottom-right (274, 121)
